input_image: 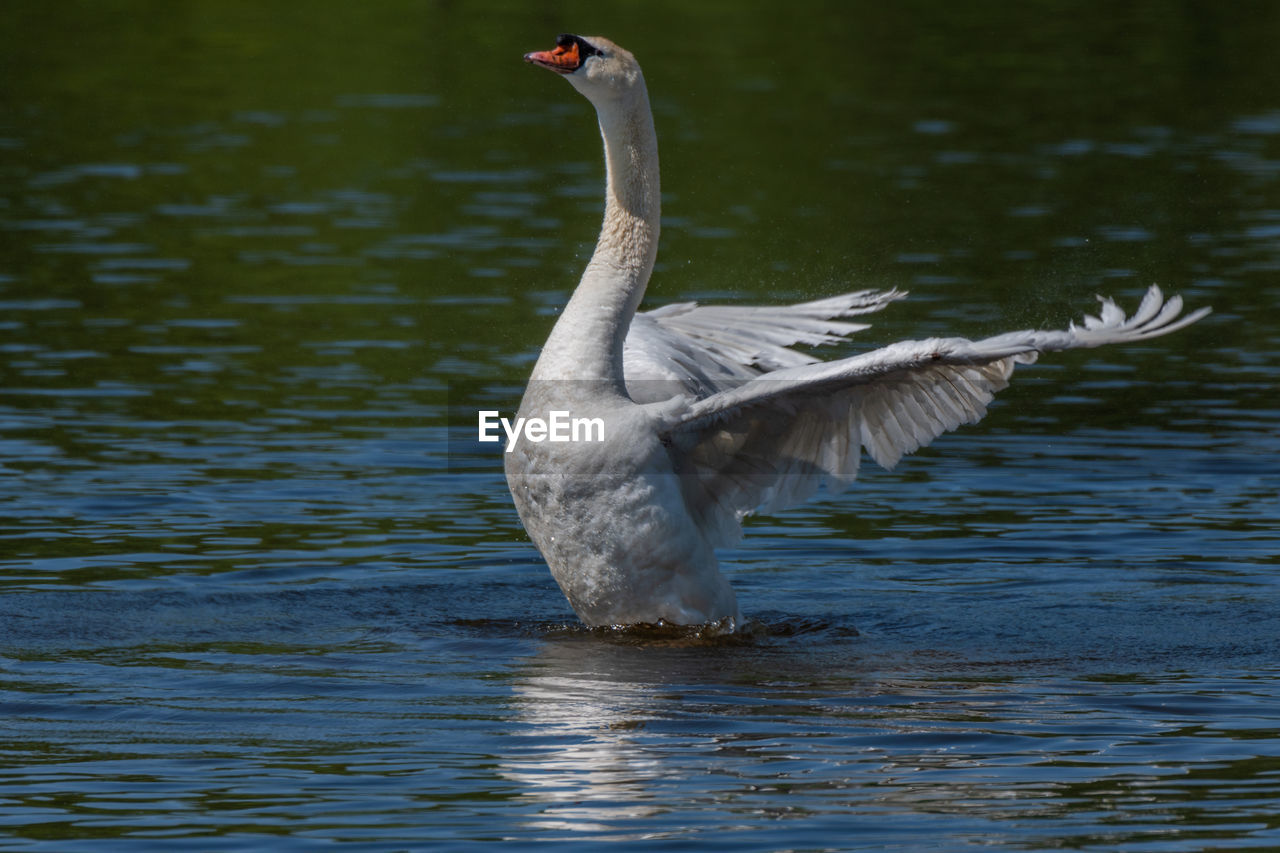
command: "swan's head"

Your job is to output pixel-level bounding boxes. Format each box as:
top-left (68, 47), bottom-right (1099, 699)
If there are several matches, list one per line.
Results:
top-left (523, 34), bottom-right (643, 105)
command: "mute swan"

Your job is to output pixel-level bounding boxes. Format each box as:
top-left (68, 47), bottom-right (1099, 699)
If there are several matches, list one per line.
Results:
top-left (509, 33), bottom-right (1210, 630)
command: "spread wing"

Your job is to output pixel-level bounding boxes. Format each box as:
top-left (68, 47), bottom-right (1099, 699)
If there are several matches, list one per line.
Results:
top-left (623, 289), bottom-right (905, 402)
top-left (657, 285), bottom-right (1211, 547)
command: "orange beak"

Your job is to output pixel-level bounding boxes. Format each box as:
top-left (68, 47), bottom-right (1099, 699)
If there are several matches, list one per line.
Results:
top-left (524, 40), bottom-right (584, 74)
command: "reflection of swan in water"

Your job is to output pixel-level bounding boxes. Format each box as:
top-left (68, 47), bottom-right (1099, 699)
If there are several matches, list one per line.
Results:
top-left (501, 626), bottom-right (1024, 836)
top-left (509, 34), bottom-right (1211, 631)
top-left (504, 628), bottom-right (814, 833)
top-left (502, 636), bottom-right (690, 833)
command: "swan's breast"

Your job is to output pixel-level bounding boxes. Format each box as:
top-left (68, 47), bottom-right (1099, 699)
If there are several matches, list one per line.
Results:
top-left (504, 402), bottom-right (736, 625)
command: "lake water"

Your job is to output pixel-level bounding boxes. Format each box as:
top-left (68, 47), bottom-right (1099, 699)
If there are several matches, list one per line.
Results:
top-left (3, 2), bottom-right (1279, 849)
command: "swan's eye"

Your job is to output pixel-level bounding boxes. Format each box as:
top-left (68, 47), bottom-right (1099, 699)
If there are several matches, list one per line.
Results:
top-left (557, 33), bottom-right (603, 62)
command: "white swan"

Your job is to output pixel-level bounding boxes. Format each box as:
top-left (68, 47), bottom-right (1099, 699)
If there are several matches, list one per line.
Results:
top-left (509, 34), bottom-right (1210, 630)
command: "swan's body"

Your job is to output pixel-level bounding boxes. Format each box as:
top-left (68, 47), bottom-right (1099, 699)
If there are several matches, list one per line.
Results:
top-left (508, 34), bottom-right (1210, 629)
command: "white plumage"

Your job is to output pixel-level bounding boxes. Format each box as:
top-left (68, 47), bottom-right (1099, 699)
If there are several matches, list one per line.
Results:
top-left (510, 34), bottom-right (1210, 629)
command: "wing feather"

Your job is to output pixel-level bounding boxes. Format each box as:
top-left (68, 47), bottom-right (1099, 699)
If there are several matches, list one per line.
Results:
top-left (623, 288), bottom-right (905, 403)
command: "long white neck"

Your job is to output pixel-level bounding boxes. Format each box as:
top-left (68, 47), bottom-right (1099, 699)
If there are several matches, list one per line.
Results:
top-left (530, 83), bottom-right (660, 395)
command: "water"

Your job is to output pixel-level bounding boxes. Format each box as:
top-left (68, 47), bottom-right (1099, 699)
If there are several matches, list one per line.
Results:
top-left (3, 1), bottom-right (1279, 848)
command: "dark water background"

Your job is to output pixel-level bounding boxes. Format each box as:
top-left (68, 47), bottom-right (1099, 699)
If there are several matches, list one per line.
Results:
top-left (2, 1), bottom-right (1279, 848)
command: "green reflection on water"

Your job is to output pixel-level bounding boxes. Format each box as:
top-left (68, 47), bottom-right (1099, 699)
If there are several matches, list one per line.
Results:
top-left (1, 1), bottom-right (1275, 574)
